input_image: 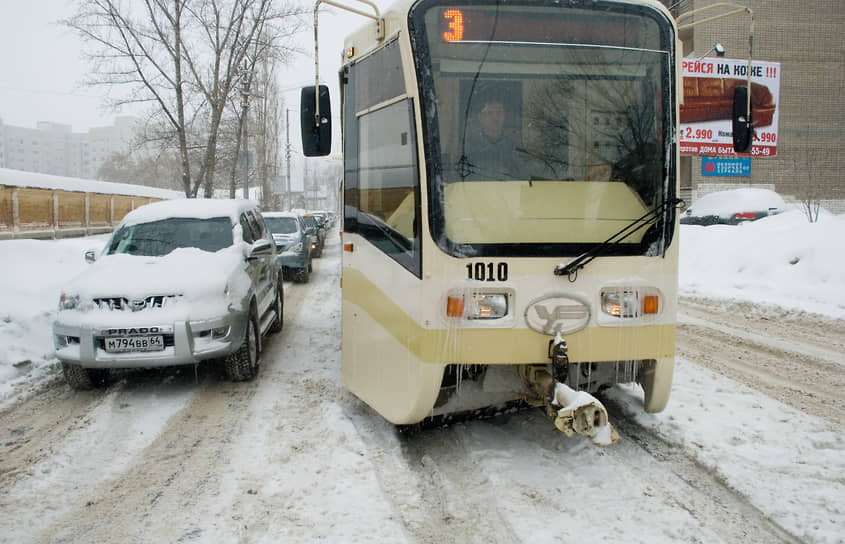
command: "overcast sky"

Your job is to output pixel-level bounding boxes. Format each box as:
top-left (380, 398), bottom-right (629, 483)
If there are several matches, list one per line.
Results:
top-left (0, 0), bottom-right (385, 133)
top-left (0, 0), bottom-right (106, 130)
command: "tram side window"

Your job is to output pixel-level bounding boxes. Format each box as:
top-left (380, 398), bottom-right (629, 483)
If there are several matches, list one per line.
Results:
top-left (357, 100), bottom-right (421, 275)
top-left (343, 39), bottom-right (421, 277)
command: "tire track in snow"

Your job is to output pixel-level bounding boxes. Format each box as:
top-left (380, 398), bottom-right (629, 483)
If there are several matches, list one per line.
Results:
top-left (605, 399), bottom-right (802, 544)
top-left (677, 298), bottom-right (845, 426)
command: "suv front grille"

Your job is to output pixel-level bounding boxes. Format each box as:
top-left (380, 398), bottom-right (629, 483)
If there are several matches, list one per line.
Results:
top-left (93, 295), bottom-right (181, 311)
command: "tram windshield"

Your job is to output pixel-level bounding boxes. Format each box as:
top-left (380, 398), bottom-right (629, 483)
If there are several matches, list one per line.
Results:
top-left (410, 1), bottom-right (676, 257)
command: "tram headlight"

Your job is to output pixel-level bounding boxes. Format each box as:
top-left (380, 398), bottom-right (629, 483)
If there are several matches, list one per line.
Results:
top-left (470, 293), bottom-right (508, 319)
top-left (600, 289), bottom-right (660, 318)
top-left (447, 292), bottom-right (509, 320)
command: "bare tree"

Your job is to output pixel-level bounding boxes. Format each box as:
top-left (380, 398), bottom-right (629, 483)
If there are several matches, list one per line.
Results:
top-left (252, 46), bottom-right (287, 210)
top-left (97, 150), bottom-right (184, 191)
top-left (791, 134), bottom-right (835, 223)
top-left (219, 36), bottom-right (287, 205)
top-left (64, 0), bottom-right (306, 198)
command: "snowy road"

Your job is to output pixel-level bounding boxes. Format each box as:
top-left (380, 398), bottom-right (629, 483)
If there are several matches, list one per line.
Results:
top-left (1, 234), bottom-right (842, 543)
top-left (677, 297), bottom-right (845, 426)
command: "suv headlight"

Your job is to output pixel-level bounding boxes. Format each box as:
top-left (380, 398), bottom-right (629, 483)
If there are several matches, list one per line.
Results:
top-left (59, 293), bottom-right (80, 311)
top-left (290, 242), bottom-right (303, 253)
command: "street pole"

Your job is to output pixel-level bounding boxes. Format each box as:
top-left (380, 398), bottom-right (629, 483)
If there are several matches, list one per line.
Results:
top-left (241, 95), bottom-right (249, 200)
top-left (285, 109), bottom-right (292, 210)
top-left (241, 59), bottom-right (250, 200)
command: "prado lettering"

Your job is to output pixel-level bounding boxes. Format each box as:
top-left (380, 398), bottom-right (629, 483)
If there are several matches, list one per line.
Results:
top-left (102, 327), bottom-right (167, 336)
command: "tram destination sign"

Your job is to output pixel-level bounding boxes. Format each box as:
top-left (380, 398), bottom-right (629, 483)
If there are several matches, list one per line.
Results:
top-left (679, 57), bottom-right (781, 158)
top-left (440, 8), bottom-right (641, 47)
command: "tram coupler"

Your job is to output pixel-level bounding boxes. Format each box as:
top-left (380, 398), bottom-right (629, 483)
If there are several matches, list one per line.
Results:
top-left (520, 363), bottom-right (619, 447)
top-left (549, 333), bottom-right (570, 381)
top-left (548, 334), bottom-right (569, 365)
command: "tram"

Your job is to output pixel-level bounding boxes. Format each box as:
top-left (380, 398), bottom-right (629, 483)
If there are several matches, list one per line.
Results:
top-left (302, 0), bottom-right (750, 443)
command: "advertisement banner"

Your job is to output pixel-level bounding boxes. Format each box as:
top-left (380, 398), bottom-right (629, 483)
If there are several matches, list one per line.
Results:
top-left (701, 155), bottom-right (751, 177)
top-left (679, 57), bottom-right (781, 157)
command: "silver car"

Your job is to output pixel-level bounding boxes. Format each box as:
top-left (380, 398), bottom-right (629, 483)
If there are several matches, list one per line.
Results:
top-left (53, 199), bottom-right (283, 389)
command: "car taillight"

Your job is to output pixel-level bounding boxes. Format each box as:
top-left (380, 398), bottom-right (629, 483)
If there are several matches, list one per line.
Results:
top-left (735, 212), bottom-right (757, 220)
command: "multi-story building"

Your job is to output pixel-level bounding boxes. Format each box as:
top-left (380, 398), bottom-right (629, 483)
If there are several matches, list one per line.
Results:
top-left (670, 0), bottom-right (845, 209)
top-left (0, 116), bottom-right (138, 180)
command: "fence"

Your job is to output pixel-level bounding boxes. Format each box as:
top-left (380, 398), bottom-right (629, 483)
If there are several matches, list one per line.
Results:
top-left (0, 169), bottom-right (182, 240)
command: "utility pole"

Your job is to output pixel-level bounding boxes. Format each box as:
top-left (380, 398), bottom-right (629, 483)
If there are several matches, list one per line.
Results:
top-left (241, 59), bottom-right (251, 200)
top-left (286, 109), bottom-right (292, 210)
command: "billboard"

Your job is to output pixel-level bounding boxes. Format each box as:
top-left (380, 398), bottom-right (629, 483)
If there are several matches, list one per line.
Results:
top-left (679, 57), bottom-right (781, 157)
top-left (701, 155), bottom-right (751, 177)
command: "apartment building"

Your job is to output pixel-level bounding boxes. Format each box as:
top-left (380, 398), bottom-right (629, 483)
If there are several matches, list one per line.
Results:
top-left (0, 116), bottom-right (138, 180)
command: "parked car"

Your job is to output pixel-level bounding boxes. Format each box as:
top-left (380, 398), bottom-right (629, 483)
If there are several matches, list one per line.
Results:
top-left (53, 199), bottom-right (283, 389)
top-left (301, 213), bottom-right (325, 257)
top-left (311, 210), bottom-right (329, 229)
top-left (313, 210), bottom-right (335, 228)
top-left (681, 188), bottom-right (786, 225)
top-left (262, 211), bottom-right (313, 283)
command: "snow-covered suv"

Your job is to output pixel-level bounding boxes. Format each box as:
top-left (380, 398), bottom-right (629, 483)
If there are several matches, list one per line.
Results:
top-left (53, 199), bottom-right (283, 389)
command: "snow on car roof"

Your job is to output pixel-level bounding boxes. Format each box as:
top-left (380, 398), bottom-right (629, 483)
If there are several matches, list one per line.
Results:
top-left (119, 198), bottom-right (259, 227)
top-left (261, 211), bottom-right (300, 218)
top-left (687, 188), bottom-right (786, 217)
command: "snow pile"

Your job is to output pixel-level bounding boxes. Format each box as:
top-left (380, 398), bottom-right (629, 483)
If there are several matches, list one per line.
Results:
top-left (680, 209), bottom-right (845, 318)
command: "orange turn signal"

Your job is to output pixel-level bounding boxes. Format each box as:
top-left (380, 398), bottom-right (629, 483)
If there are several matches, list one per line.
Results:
top-left (446, 295), bottom-right (464, 317)
top-left (344, 243), bottom-right (354, 252)
top-left (643, 295), bottom-right (659, 314)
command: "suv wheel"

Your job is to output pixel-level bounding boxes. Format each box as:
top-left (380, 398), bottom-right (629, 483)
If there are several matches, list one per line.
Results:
top-left (269, 280), bottom-right (284, 333)
top-left (294, 265), bottom-right (310, 283)
top-left (63, 363), bottom-right (108, 390)
top-left (224, 312), bottom-right (259, 381)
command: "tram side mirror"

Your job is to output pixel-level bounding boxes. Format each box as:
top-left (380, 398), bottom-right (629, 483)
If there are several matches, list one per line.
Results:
top-left (301, 85), bottom-right (332, 157)
top-left (732, 86), bottom-right (754, 154)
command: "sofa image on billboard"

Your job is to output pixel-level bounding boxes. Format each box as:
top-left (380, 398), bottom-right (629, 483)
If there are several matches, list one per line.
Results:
top-left (681, 77), bottom-right (775, 127)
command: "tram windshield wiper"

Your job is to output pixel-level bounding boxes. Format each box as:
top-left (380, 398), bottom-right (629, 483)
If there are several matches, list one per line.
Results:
top-left (554, 197), bottom-right (683, 279)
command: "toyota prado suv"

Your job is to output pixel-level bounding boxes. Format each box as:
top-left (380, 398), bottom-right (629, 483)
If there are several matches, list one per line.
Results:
top-left (53, 199), bottom-right (283, 389)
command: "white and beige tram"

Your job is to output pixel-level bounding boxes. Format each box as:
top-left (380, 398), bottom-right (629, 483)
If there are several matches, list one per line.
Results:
top-left (301, 0), bottom-right (750, 442)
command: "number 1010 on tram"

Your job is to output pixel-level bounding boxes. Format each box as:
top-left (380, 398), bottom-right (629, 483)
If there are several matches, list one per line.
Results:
top-left (303, 0), bottom-right (685, 443)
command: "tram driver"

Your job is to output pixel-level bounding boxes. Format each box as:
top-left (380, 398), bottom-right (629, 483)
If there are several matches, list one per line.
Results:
top-left (458, 86), bottom-right (526, 181)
